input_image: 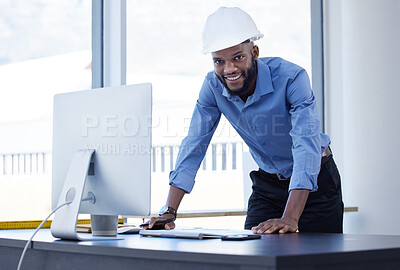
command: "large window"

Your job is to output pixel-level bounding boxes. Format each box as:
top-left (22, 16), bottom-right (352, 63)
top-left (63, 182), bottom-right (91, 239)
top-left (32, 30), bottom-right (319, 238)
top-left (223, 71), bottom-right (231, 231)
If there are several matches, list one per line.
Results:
top-left (126, 0), bottom-right (312, 219)
top-left (0, 0), bottom-right (92, 221)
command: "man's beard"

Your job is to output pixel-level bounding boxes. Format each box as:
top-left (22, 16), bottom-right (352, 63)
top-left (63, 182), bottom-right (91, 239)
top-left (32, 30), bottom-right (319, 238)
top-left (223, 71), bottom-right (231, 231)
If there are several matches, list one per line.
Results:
top-left (216, 58), bottom-right (257, 97)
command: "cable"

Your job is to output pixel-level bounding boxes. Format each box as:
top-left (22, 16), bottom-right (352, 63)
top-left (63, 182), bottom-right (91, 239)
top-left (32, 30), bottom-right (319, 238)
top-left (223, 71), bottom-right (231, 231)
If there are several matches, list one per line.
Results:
top-left (16, 201), bottom-right (72, 270)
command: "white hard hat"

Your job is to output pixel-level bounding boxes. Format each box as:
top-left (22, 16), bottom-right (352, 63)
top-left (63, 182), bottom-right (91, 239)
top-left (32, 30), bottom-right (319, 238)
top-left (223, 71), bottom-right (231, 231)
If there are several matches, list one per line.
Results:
top-left (202, 7), bottom-right (264, 54)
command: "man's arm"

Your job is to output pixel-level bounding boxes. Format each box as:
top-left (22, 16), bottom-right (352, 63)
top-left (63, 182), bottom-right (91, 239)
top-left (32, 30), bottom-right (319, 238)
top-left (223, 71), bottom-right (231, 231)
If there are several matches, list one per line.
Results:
top-left (251, 189), bottom-right (309, 234)
top-left (143, 77), bottom-right (221, 230)
top-left (166, 185), bottom-right (186, 211)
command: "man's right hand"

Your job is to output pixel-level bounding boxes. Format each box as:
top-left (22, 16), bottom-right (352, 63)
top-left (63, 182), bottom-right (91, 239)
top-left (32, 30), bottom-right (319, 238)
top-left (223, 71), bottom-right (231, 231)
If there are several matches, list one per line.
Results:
top-left (141, 185), bottom-right (185, 230)
top-left (140, 214), bottom-right (176, 230)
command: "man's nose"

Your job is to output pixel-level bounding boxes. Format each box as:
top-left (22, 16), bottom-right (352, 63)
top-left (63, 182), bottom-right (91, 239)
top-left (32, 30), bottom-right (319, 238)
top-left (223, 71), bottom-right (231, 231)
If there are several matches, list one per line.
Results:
top-left (224, 61), bottom-right (237, 74)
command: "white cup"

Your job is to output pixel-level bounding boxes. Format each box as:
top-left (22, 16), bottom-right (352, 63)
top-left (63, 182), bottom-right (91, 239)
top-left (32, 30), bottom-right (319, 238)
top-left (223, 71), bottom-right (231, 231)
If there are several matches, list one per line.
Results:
top-left (91, 215), bottom-right (118, 236)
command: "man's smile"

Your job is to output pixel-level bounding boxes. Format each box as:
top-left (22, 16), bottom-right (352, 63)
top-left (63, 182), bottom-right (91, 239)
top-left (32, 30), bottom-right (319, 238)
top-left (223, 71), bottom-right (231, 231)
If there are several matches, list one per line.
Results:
top-left (224, 73), bottom-right (243, 82)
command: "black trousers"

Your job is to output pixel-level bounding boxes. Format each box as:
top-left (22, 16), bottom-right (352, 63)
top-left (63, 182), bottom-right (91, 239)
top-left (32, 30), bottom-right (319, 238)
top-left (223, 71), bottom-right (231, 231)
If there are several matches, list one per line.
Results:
top-left (244, 155), bottom-right (344, 233)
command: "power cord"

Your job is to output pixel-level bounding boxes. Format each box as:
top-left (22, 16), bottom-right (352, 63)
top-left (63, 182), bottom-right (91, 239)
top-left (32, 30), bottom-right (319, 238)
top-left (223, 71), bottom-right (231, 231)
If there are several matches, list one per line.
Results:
top-left (16, 201), bottom-right (72, 270)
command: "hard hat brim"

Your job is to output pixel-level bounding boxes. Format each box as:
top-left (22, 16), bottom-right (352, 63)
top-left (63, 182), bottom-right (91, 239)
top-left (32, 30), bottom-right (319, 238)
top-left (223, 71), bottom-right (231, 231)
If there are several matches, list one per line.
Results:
top-left (202, 34), bottom-right (263, 54)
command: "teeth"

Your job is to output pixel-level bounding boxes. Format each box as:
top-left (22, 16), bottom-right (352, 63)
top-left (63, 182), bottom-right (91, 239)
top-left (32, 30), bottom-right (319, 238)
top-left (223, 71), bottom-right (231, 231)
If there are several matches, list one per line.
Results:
top-left (225, 74), bottom-right (241, 81)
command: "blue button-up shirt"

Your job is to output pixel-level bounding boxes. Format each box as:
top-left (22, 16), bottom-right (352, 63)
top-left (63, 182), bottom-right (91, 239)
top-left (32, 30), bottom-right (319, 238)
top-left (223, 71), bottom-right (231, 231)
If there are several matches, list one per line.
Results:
top-left (169, 57), bottom-right (330, 193)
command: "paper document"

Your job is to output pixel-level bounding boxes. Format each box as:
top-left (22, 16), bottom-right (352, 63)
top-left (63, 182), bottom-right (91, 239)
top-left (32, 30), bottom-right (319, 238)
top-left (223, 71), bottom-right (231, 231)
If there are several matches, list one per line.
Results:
top-left (118, 227), bottom-right (142, 234)
top-left (139, 227), bottom-right (254, 239)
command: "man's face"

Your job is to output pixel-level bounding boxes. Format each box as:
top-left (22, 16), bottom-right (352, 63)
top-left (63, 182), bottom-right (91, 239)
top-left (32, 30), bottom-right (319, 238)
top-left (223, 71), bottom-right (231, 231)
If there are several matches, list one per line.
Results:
top-left (212, 42), bottom-right (259, 97)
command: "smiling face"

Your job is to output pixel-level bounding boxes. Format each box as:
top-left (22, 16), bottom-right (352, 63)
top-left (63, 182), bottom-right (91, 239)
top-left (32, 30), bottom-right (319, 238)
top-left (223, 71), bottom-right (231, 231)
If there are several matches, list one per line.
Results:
top-left (212, 42), bottom-right (259, 100)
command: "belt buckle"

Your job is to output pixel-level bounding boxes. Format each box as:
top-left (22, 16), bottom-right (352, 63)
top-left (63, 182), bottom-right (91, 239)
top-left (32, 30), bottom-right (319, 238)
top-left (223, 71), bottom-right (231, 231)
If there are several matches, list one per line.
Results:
top-left (322, 147), bottom-right (332, 157)
top-left (276, 174), bottom-right (289, 181)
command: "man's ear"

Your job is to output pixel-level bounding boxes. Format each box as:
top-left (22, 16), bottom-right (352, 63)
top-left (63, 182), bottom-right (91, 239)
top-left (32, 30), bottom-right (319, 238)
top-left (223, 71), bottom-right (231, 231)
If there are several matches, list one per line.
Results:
top-left (252, 45), bottom-right (259, 60)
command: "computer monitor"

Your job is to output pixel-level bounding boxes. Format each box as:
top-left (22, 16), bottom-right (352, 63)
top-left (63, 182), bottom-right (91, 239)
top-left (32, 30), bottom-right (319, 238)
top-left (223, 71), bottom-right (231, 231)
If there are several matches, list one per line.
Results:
top-left (50, 83), bottom-right (152, 240)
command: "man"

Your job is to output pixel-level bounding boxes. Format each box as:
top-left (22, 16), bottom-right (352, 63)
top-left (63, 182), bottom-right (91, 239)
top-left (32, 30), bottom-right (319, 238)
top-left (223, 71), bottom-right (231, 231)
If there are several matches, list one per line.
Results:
top-left (144, 7), bottom-right (343, 234)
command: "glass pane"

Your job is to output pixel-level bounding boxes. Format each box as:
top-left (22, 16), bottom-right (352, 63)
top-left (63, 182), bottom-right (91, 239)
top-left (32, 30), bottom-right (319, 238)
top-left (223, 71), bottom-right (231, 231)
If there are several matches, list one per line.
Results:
top-left (0, 0), bottom-right (92, 221)
top-left (127, 0), bottom-right (311, 214)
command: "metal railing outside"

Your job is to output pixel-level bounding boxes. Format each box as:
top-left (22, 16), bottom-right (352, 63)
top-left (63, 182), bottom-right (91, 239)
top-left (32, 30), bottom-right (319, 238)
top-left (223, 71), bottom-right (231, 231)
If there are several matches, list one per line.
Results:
top-left (0, 141), bottom-right (243, 176)
top-left (0, 152), bottom-right (50, 175)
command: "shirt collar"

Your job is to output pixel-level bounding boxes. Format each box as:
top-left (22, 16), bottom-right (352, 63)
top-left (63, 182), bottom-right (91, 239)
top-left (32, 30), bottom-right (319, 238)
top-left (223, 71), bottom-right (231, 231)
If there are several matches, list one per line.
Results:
top-left (221, 59), bottom-right (274, 103)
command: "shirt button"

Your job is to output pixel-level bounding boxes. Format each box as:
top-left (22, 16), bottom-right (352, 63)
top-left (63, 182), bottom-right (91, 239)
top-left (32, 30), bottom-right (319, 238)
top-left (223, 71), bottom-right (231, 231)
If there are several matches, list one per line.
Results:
top-left (251, 125), bottom-right (257, 130)
top-left (283, 170), bottom-right (288, 174)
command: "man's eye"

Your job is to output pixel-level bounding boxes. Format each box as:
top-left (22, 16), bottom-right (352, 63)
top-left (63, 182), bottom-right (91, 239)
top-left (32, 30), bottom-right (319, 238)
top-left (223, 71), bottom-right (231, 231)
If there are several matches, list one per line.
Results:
top-left (235, 55), bottom-right (245, 60)
top-left (214, 60), bottom-right (223, 65)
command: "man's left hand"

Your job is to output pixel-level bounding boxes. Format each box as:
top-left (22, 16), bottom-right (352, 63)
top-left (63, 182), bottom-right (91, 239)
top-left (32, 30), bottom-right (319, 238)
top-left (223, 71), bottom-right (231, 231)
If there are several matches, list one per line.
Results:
top-left (251, 217), bottom-right (298, 234)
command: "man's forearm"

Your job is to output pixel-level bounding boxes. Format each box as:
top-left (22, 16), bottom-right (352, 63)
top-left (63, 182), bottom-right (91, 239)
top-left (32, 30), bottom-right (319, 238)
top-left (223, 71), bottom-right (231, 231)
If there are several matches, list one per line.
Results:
top-left (282, 189), bottom-right (309, 223)
top-left (166, 185), bottom-right (186, 210)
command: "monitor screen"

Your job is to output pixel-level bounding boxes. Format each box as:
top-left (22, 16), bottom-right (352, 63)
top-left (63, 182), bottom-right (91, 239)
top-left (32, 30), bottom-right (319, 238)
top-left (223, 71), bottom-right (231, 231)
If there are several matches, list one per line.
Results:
top-left (52, 83), bottom-right (152, 218)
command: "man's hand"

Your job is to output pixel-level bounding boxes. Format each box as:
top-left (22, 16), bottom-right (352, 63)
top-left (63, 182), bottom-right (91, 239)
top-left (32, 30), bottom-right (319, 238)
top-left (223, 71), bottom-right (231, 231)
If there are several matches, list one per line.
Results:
top-left (140, 185), bottom-right (185, 230)
top-left (140, 213), bottom-right (176, 230)
top-left (251, 216), bottom-right (298, 234)
top-left (251, 189), bottom-right (309, 234)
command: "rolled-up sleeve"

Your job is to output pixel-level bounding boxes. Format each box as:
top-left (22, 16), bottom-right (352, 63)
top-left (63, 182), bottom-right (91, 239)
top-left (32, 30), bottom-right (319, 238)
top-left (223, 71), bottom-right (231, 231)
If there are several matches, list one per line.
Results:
top-left (169, 77), bottom-right (221, 193)
top-left (286, 70), bottom-right (321, 192)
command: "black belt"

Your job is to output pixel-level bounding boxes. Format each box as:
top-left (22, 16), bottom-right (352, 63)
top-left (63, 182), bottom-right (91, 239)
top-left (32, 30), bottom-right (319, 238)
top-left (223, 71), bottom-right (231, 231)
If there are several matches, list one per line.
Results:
top-left (264, 147), bottom-right (332, 181)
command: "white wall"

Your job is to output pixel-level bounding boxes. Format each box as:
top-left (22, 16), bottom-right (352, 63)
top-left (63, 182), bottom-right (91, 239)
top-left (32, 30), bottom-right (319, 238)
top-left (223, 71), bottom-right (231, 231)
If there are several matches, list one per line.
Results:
top-left (324, 0), bottom-right (400, 235)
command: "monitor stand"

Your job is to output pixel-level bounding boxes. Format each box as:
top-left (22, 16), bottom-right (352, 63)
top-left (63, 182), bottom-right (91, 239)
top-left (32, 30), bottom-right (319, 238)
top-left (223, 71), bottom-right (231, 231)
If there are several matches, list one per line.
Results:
top-left (50, 149), bottom-right (121, 241)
